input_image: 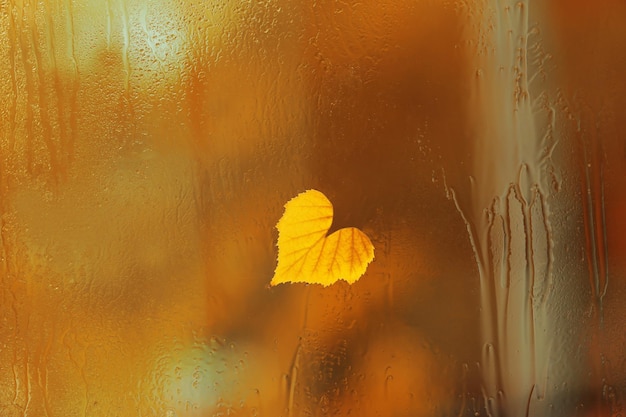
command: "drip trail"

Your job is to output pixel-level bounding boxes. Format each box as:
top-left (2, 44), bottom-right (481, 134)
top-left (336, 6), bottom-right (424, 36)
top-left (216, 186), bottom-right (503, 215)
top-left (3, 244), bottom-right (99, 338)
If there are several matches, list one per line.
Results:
top-left (464, 1), bottom-right (557, 415)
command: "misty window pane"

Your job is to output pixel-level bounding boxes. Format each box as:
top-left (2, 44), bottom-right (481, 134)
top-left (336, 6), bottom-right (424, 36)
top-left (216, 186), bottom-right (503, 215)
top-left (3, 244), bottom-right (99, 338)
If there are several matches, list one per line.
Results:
top-left (0, 1), bottom-right (624, 416)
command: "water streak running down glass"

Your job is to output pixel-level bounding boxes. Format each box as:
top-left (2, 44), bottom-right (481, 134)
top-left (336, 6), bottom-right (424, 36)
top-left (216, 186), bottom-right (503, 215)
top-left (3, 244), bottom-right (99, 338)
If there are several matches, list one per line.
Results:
top-left (0, 1), bottom-right (625, 416)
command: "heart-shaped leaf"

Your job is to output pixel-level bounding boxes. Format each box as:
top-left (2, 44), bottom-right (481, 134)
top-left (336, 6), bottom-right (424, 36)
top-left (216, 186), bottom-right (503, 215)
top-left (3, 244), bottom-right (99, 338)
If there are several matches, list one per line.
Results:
top-left (270, 189), bottom-right (375, 287)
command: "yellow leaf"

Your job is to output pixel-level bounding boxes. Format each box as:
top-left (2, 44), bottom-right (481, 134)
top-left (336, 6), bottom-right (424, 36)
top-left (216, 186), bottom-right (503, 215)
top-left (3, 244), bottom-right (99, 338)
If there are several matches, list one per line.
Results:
top-left (270, 189), bottom-right (375, 287)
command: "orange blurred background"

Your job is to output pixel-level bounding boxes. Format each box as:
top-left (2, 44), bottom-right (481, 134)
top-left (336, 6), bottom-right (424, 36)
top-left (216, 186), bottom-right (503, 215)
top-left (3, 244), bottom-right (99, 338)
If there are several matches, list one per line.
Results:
top-left (0, 1), bottom-right (625, 416)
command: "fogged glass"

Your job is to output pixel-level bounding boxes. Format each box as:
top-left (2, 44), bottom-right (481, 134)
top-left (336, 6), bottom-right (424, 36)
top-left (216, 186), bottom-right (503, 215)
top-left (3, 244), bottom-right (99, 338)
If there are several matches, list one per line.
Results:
top-left (0, 1), bottom-right (624, 416)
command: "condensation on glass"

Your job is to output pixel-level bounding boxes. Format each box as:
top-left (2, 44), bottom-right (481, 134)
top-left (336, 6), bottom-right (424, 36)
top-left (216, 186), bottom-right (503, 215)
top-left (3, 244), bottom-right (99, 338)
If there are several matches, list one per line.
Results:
top-left (0, 1), bottom-right (625, 416)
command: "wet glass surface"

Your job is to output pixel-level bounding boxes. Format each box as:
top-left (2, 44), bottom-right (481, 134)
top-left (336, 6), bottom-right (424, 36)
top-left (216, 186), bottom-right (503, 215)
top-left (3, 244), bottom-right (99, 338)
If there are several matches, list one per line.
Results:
top-left (0, 1), bottom-right (625, 416)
